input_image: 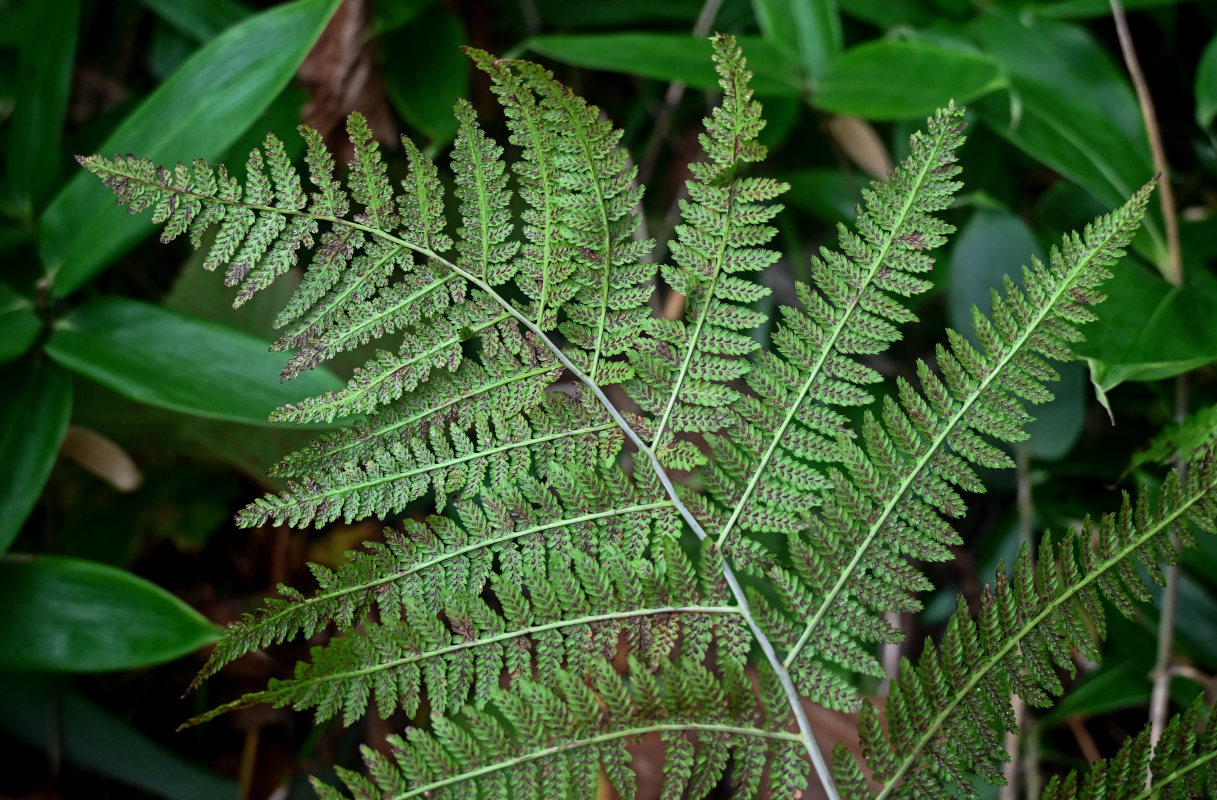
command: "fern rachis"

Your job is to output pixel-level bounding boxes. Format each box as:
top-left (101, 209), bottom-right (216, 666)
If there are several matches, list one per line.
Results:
top-left (79, 34), bottom-right (1216, 800)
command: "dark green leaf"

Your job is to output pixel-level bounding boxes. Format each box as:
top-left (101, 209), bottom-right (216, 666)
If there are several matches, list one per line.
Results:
top-left (752, 0), bottom-right (842, 84)
top-left (0, 555), bottom-right (218, 672)
top-left (1077, 262), bottom-right (1217, 398)
top-left (40, 0), bottom-right (341, 297)
top-left (0, 282), bottom-right (42, 364)
top-left (782, 168), bottom-right (864, 224)
top-left (0, 360), bottom-right (72, 553)
top-left (813, 40), bottom-right (1005, 119)
top-left (3, 0), bottom-right (79, 215)
top-left (370, 0), bottom-right (439, 34)
top-left (383, 6), bottom-right (469, 145)
top-left (1032, 0), bottom-right (1189, 18)
top-left (1038, 663), bottom-right (1149, 724)
top-left (524, 34), bottom-right (806, 97)
top-left (45, 298), bottom-right (344, 426)
top-left (137, 0), bottom-right (251, 43)
top-left (971, 11), bottom-right (1165, 270)
top-left (0, 674), bottom-right (239, 800)
top-left (1197, 33), bottom-right (1217, 129)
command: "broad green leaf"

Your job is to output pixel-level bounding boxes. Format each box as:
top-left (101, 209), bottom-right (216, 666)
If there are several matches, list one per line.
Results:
top-left (0, 360), bottom-right (72, 553)
top-left (527, 0), bottom-right (704, 29)
top-left (524, 34), bottom-right (805, 97)
top-left (1077, 262), bottom-right (1217, 400)
top-left (45, 298), bottom-right (344, 426)
top-left (812, 40), bottom-right (1005, 119)
top-left (0, 282), bottom-right (41, 364)
top-left (836, 0), bottom-right (938, 27)
top-left (383, 6), bottom-right (469, 145)
top-left (0, 674), bottom-right (239, 800)
top-left (1032, 0), bottom-right (1188, 18)
top-left (1198, 33), bottom-right (1217, 128)
top-left (137, 0), bottom-right (251, 42)
top-left (751, 0), bottom-right (842, 84)
top-left (370, 0), bottom-right (440, 34)
top-left (40, 0), bottom-right (341, 297)
top-left (1038, 662), bottom-right (1150, 724)
top-left (970, 11), bottom-right (1165, 270)
top-left (0, 556), bottom-right (218, 672)
top-left (3, 0), bottom-right (79, 215)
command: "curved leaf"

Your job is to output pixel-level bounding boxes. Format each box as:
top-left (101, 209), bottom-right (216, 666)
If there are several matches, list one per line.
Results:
top-left (0, 555), bottom-right (219, 672)
top-left (45, 298), bottom-right (344, 426)
top-left (813, 40), bottom-right (1005, 119)
top-left (0, 282), bottom-right (42, 364)
top-left (0, 359), bottom-right (72, 553)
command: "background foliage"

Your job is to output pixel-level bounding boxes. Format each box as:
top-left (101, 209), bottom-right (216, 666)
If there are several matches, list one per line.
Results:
top-left (2, 0), bottom-right (1216, 797)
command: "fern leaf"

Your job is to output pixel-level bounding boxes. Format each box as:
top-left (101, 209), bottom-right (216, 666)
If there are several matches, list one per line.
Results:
top-left (775, 179), bottom-right (1155, 710)
top-left (469, 47), bottom-right (572, 329)
top-left (628, 35), bottom-right (783, 470)
top-left (510, 59), bottom-right (656, 383)
top-left (837, 453), bottom-right (1217, 799)
top-left (311, 658), bottom-right (807, 800)
top-left (188, 537), bottom-right (748, 726)
top-left (452, 98), bottom-right (520, 285)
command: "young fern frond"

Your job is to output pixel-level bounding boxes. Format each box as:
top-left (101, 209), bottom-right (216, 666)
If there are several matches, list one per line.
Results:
top-left (80, 31), bottom-right (1191, 800)
top-left (834, 452), bottom-right (1217, 799)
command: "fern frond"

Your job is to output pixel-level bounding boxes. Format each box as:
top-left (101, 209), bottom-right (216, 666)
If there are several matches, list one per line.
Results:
top-left (311, 658), bottom-right (808, 800)
top-left (627, 35), bottom-right (783, 470)
top-left (510, 59), bottom-right (656, 384)
top-left (1042, 697), bottom-right (1217, 800)
top-left (469, 48), bottom-right (572, 329)
top-left (189, 537), bottom-right (748, 726)
top-left (772, 179), bottom-right (1155, 710)
top-left (835, 453), bottom-right (1217, 799)
top-left (193, 462), bottom-right (674, 684)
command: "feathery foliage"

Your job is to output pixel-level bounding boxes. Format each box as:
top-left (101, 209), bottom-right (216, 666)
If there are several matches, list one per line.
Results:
top-left (80, 33), bottom-right (1212, 800)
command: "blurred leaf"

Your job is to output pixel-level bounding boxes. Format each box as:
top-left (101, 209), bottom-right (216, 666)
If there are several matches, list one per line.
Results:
top-left (0, 282), bottom-right (41, 364)
top-left (0, 673), bottom-right (239, 800)
top-left (3, 0), bottom-right (79, 215)
top-left (812, 40), bottom-right (1005, 119)
top-left (40, 0), bottom-right (341, 297)
top-left (1198, 32), bottom-right (1217, 129)
top-left (1033, 0), bottom-right (1189, 18)
top-left (970, 11), bottom-right (1165, 270)
top-left (137, 0), bottom-right (251, 42)
top-left (524, 34), bottom-right (805, 97)
top-left (382, 6), bottom-right (468, 145)
top-left (0, 359), bottom-right (72, 553)
top-left (0, 555), bottom-right (218, 672)
top-left (783, 168), bottom-right (865, 224)
top-left (1130, 403), bottom-right (1217, 472)
top-left (370, 0), bottom-right (439, 34)
top-left (1077, 262), bottom-right (1217, 400)
top-left (527, 0), bottom-right (704, 29)
top-left (836, 0), bottom-right (938, 26)
top-left (60, 425), bottom-right (144, 493)
top-left (45, 298), bottom-right (345, 426)
top-left (826, 115), bottom-right (891, 178)
top-left (1038, 662), bottom-right (1149, 724)
top-left (752, 0), bottom-right (841, 84)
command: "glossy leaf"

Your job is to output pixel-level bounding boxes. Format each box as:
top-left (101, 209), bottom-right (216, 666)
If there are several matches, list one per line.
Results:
top-left (1198, 32), bottom-right (1217, 128)
top-left (45, 298), bottom-right (344, 426)
top-left (137, 0), bottom-right (250, 42)
top-left (813, 40), bottom-right (1005, 119)
top-left (1077, 262), bottom-right (1217, 399)
top-left (0, 555), bottom-right (218, 672)
top-left (0, 360), bottom-right (72, 553)
top-left (382, 5), bottom-right (468, 144)
top-left (971, 11), bottom-right (1165, 270)
top-left (524, 33), bottom-right (805, 97)
top-left (40, 0), bottom-right (341, 297)
top-left (3, 0), bottom-right (79, 214)
top-left (0, 674), bottom-right (239, 800)
top-left (0, 282), bottom-right (41, 364)
top-left (752, 0), bottom-right (841, 84)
